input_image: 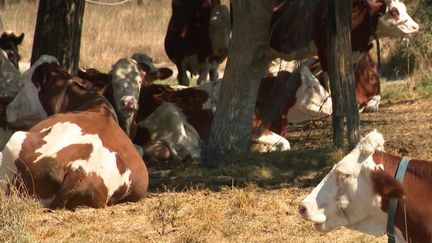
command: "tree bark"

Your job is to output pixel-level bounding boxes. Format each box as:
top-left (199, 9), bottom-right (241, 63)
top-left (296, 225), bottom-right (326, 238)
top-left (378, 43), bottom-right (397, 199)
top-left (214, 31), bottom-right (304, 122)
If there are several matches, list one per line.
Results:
top-left (31, 0), bottom-right (85, 75)
top-left (202, 0), bottom-right (274, 167)
top-left (327, 0), bottom-right (360, 149)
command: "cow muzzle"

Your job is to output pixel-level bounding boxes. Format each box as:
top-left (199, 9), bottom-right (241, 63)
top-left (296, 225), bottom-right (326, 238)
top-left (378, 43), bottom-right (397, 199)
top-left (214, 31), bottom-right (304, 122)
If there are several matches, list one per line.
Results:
top-left (120, 96), bottom-right (138, 111)
top-left (298, 201), bottom-right (328, 231)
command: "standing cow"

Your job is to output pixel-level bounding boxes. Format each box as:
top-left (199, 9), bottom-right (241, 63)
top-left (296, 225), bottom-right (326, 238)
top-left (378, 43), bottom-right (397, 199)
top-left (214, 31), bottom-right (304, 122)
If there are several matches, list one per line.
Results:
top-left (164, 0), bottom-right (230, 86)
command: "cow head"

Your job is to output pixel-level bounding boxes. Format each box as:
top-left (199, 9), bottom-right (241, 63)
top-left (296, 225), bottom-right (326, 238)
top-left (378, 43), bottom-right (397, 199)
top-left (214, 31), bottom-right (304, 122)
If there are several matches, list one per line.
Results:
top-left (131, 53), bottom-right (173, 86)
top-left (375, 0), bottom-right (419, 38)
top-left (208, 3), bottom-right (230, 63)
top-left (110, 58), bottom-right (143, 136)
top-left (77, 67), bottom-right (112, 94)
top-left (287, 64), bottom-right (332, 123)
top-left (299, 130), bottom-right (404, 236)
top-left (6, 55), bottom-right (59, 128)
top-left (0, 32), bottom-right (24, 69)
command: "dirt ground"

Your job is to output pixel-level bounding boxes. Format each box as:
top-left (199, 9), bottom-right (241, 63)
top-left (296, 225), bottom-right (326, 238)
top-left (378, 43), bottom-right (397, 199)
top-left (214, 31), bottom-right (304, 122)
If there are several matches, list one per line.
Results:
top-left (289, 93), bottom-right (432, 160)
top-left (14, 83), bottom-right (431, 243)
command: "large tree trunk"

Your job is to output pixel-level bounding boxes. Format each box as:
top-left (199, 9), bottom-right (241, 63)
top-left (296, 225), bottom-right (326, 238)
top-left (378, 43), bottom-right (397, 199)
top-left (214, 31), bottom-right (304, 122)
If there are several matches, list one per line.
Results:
top-left (327, 0), bottom-right (360, 149)
top-left (202, 0), bottom-right (274, 167)
top-left (31, 0), bottom-right (85, 75)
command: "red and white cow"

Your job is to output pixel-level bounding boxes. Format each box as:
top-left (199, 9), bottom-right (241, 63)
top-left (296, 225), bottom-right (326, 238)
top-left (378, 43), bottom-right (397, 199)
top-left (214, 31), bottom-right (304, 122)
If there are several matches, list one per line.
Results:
top-left (165, 0), bottom-right (230, 86)
top-left (3, 56), bottom-right (149, 209)
top-left (270, 0), bottom-right (419, 69)
top-left (299, 130), bottom-right (432, 242)
top-left (132, 63), bottom-right (332, 161)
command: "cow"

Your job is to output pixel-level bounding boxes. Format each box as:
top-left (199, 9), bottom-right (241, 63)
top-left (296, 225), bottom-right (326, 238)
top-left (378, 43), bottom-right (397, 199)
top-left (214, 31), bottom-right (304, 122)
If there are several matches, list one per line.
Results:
top-left (299, 130), bottom-right (432, 242)
top-left (2, 56), bottom-right (149, 209)
top-left (164, 0), bottom-right (230, 86)
top-left (0, 31), bottom-right (24, 70)
top-left (355, 52), bottom-right (380, 112)
top-left (269, 0), bottom-right (419, 69)
top-left (269, 49), bottom-right (381, 113)
top-left (78, 53), bottom-right (173, 138)
top-left (131, 62), bottom-right (332, 162)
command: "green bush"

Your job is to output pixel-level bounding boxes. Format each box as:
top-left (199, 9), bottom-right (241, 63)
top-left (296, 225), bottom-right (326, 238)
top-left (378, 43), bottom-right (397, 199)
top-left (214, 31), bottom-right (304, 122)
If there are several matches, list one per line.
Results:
top-left (381, 1), bottom-right (432, 79)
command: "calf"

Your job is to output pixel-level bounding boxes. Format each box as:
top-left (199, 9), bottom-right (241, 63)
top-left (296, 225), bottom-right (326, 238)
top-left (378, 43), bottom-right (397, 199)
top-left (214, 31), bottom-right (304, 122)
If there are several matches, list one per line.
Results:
top-left (3, 56), bottom-right (149, 209)
top-left (164, 0), bottom-right (230, 86)
top-left (299, 130), bottom-right (432, 242)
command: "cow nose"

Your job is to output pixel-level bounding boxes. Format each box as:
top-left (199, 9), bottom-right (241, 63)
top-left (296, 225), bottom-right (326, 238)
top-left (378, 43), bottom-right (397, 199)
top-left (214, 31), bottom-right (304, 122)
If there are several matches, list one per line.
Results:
top-left (298, 204), bottom-right (307, 218)
top-left (121, 96), bottom-right (138, 111)
top-left (411, 22), bottom-right (420, 32)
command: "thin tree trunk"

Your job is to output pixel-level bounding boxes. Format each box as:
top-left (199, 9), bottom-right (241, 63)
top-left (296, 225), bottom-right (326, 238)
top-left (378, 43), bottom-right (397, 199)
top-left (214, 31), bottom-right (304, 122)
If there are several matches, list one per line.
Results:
top-left (327, 0), bottom-right (359, 149)
top-left (202, 0), bottom-right (274, 167)
top-left (31, 0), bottom-right (85, 75)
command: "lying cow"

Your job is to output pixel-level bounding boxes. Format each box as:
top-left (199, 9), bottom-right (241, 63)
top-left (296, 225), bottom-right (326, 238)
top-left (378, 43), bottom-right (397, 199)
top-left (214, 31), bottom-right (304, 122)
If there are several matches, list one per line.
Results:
top-left (78, 53), bottom-right (173, 137)
top-left (165, 0), bottom-right (230, 86)
top-left (269, 50), bottom-right (380, 113)
top-left (2, 56), bottom-right (149, 209)
top-left (299, 130), bottom-right (432, 242)
top-left (132, 62), bottom-right (332, 161)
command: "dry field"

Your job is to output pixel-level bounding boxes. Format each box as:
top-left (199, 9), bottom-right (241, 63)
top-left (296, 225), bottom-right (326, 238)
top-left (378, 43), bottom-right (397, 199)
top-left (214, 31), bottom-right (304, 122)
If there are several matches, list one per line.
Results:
top-left (1, 1), bottom-right (432, 243)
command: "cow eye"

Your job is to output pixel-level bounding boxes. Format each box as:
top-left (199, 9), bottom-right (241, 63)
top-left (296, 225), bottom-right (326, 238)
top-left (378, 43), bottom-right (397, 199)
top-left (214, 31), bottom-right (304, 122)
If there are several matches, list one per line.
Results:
top-left (337, 172), bottom-right (354, 184)
top-left (389, 7), bottom-right (399, 18)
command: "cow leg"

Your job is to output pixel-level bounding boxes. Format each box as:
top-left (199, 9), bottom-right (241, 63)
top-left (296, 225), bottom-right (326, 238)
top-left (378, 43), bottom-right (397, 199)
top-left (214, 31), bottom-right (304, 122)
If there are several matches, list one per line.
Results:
top-left (177, 64), bottom-right (190, 86)
top-left (50, 169), bottom-right (107, 210)
top-left (209, 63), bottom-right (219, 83)
top-left (197, 68), bottom-right (209, 86)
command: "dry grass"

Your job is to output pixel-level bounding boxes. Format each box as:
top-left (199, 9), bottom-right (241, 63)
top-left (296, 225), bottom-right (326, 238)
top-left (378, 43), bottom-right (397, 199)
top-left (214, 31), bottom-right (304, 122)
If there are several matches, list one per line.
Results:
top-left (22, 187), bottom-right (385, 243)
top-left (0, 188), bottom-right (40, 243)
top-left (0, 1), bottom-right (431, 242)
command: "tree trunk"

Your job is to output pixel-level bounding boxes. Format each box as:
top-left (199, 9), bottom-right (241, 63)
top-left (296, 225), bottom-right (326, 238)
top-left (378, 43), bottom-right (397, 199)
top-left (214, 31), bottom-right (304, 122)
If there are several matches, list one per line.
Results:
top-left (202, 0), bottom-right (274, 167)
top-left (0, 12), bottom-right (4, 32)
top-left (327, 0), bottom-right (360, 149)
top-left (31, 0), bottom-right (85, 75)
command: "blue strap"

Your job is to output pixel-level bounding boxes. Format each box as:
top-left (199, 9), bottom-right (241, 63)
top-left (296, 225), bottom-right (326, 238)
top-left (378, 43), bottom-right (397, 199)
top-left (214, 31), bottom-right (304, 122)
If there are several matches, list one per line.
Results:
top-left (386, 158), bottom-right (410, 243)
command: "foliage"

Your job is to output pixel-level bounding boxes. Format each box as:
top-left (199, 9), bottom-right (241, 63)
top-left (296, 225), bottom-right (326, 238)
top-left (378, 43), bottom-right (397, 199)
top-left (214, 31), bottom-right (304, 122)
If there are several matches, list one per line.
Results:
top-left (381, 1), bottom-right (432, 79)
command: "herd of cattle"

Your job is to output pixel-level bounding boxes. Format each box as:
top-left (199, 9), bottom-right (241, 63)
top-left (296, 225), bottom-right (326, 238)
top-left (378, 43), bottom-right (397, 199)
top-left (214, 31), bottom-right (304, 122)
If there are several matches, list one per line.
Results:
top-left (0, 0), bottom-right (430, 241)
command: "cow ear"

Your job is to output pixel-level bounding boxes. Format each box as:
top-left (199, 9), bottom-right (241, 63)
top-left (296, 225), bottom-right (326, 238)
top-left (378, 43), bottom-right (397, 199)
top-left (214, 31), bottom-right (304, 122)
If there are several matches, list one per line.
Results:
top-left (15, 33), bottom-right (24, 45)
top-left (31, 62), bottom-right (51, 88)
top-left (370, 170), bottom-right (404, 199)
top-left (156, 67), bottom-right (173, 80)
top-left (366, 0), bottom-right (385, 12)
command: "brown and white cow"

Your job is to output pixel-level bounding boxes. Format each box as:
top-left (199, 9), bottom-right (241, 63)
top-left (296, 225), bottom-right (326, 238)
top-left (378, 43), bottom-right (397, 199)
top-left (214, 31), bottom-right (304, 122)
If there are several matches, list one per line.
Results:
top-left (299, 130), bottom-right (432, 242)
top-left (3, 56), bottom-right (149, 209)
top-left (132, 63), bottom-right (332, 161)
top-left (270, 0), bottom-right (419, 69)
top-left (164, 0), bottom-right (230, 86)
